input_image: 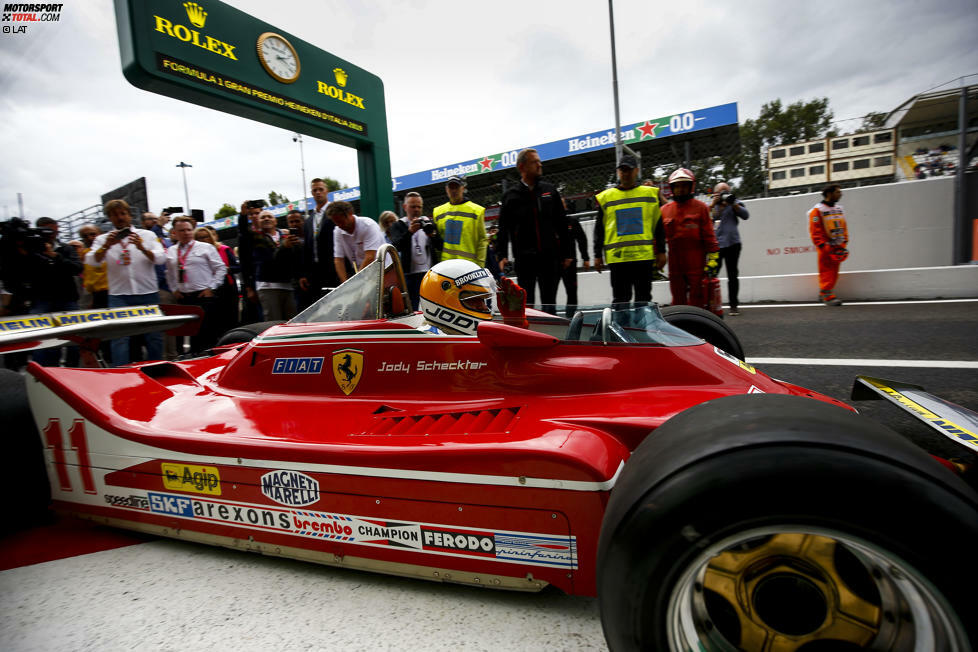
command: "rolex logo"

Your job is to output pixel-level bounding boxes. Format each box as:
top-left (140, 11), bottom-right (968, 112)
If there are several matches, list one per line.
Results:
top-left (333, 67), bottom-right (348, 87)
top-left (183, 2), bottom-right (207, 28)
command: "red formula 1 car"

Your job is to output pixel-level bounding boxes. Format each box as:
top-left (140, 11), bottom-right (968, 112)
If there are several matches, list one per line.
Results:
top-left (3, 245), bottom-right (976, 651)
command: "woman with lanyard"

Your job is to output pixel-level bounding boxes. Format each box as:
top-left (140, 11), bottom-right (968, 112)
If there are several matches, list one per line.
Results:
top-left (165, 216), bottom-right (226, 352)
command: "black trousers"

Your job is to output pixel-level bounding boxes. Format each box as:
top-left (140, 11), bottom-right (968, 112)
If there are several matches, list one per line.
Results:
top-left (178, 291), bottom-right (219, 353)
top-left (560, 262), bottom-right (579, 317)
top-left (516, 255), bottom-right (560, 315)
top-left (609, 260), bottom-right (654, 308)
top-left (717, 243), bottom-right (742, 310)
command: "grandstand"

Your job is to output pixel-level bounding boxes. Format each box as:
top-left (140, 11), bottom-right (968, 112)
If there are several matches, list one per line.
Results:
top-left (767, 82), bottom-right (977, 195)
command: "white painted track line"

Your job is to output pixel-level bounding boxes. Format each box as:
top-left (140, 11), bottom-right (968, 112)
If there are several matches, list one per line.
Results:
top-left (748, 358), bottom-right (978, 368)
top-left (732, 298), bottom-right (978, 309)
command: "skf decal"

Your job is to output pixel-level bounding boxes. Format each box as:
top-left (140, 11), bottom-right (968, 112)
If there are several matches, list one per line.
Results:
top-left (332, 348), bottom-right (363, 395)
top-left (161, 463), bottom-right (221, 496)
top-left (272, 356), bottom-right (324, 374)
top-left (261, 470), bottom-right (320, 507)
top-left (714, 346), bottom-right (756, 374)
top-left (148, 492), bottom-right (194, 517)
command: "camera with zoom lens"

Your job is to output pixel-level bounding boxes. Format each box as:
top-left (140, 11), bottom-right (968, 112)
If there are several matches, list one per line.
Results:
top-left (721, 192), bottom-right (737, 205)
top-left (418, 216), bottom-right (437, 236)
top-left (248, 199), bottom-right (268, 210)
top-left (0, 218), bottom-right (54, 253)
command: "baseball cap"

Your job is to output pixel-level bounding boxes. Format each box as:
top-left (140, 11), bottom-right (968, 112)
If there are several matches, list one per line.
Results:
top-left (446, 176), bottom-right (466, 186)
top-left (617, 154), bottom-right (639, 170)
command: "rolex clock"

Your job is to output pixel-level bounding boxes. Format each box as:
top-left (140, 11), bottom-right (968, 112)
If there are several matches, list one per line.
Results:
top-left (256, 32), bottom-right (300, 83)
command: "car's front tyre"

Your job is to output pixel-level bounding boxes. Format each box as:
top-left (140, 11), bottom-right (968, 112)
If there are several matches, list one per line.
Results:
top-left (597, 394), bottom-right (977, 651)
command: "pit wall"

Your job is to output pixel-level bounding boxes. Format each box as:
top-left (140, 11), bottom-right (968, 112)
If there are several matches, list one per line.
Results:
top-left (547, 176), bottom-right (978, 304)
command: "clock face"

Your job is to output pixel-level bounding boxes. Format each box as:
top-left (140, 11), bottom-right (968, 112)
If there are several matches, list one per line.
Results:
top-left (257, 33), bottom-right (300, 83)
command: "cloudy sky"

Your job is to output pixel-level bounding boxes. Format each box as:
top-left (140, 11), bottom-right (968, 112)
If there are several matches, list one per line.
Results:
top-left (0, 0), bottom-right (975, 222)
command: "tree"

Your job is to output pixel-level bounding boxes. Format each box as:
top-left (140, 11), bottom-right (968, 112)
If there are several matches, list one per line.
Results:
top-left (728, 97), bottom-right (835, 196)
top-left (856, 111), bottom-right (888, 133)
top-left (268, 191), bottom-right (290, 206)
top-left (214, 203), bottom-right (237, 219)
top-left (315, 176), bottom-right (348, 192)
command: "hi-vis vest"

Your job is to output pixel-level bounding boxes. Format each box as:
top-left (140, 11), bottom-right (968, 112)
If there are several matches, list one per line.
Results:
top-left (433, 200), bottom-right (487, 267)
top-left (595, 186), bottom-right (661, 262)
top-left (809, 203), bottom-right (848, 248)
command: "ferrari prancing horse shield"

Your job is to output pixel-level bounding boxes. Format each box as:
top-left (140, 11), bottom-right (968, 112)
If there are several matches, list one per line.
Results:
top-left (332, 348), bottom-right (364, 395)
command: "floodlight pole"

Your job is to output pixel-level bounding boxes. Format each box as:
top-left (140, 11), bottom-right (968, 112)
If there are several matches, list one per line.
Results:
top-left (293, 133), bottom-right (308, 209)
top-left (608, 0), bottom-right (640, 175)
top-left (176, 161), bottom-right (192, 213)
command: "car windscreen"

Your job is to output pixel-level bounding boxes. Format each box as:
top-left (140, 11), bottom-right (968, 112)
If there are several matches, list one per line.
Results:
top-left (564, 305), bottom-right (703, 346)
top-left (291, 258), bottom-right (384, 324)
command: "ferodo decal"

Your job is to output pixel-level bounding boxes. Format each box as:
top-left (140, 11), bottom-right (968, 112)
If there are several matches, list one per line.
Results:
top-left (161, 463), bottom-right (221, 495)
top-left (332, 348), bottom-right (363, 395)
top-left (714, 346), bottom-right (756, 374)
top-left (261, 470), bottom-right (320, 507)
top-left (121, 491), bottom-right (578, 569)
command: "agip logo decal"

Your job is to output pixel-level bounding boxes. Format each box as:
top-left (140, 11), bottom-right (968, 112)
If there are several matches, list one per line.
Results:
top-left (332, 348), bottom-right (363, 395)
top-left (162, 463), bottom-right (221, 495)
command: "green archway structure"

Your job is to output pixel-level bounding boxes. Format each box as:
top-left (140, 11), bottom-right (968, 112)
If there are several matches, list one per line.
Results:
top-left (114, 0), bottom-right (392, 218)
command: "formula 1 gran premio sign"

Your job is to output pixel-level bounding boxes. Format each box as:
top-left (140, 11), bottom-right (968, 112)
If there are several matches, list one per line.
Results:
top-left (113, 0), bottom-right (393, 217)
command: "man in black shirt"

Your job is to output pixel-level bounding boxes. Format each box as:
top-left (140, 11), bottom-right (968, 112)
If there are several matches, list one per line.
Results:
top-left (496, 148), bottom-right (572, 314)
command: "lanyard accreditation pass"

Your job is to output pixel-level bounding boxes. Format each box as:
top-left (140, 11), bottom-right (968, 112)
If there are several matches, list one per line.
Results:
top-left (177, 241), bottom-right (194, 283)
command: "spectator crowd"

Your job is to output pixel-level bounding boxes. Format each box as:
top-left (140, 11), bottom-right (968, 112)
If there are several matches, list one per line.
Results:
top-left (1, 154), bottom-right (782, 370)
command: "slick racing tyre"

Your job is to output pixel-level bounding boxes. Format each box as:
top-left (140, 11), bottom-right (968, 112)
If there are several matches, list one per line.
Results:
top-left (0, 368), bottom-right (50, 530)
top-left (597, 394), bottom-right (977, 651)
top-left (660, 305), bottom-right (744, 360)
top-left (215, 320), bottom-right (283, 346)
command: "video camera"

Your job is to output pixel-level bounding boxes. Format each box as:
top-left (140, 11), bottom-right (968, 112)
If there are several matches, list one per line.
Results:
top-left (721, 192), bottom-right (738, 205)
top-left (0, 217), bottom-right (54, 253)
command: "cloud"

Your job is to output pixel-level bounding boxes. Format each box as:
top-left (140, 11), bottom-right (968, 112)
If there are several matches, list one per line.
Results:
top-left (0, 0), bottom-right (975, 223)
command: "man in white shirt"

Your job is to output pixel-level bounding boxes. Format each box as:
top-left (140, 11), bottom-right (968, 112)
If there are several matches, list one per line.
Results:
top-left (328, 201), bottom-right (385, 283)
top-left (87, 199), bottom-right (165, 365)
top-left (165, 216), bottom-right (227, 351)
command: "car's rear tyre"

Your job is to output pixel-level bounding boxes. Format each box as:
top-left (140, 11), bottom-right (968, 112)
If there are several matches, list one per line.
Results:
top-left (597, 394), bottom-right (977, 651)
top-left (0, 369), bottom-right (50, 531)
top-left (660, 305), bottom-right (744, 360)
top-left (215, 320), bottom-right (284, 346)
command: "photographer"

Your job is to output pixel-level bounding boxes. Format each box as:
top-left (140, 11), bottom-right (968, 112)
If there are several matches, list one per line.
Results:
top-left (0, 218), bottom-right (35, 317)
top-left (87, 199), bottom-right (164, 365)
top-left (388, 192), bottom-right (437, 303)
top-left (26, 217), bottom-right (82, 314)
top-left (238, 204), bottom-right (298, 321)
top-left (710, 182), bottom-right (750, 316)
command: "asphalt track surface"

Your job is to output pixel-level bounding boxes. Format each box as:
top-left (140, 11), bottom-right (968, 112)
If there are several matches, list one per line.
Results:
top-left (1, 299), bottom-right (975, 651)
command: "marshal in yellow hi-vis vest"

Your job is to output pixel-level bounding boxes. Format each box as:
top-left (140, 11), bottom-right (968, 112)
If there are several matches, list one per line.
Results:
top-left (595, 186), bottom-right (662, 263)
top-left (433, 200), bottom-right (488, 267)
